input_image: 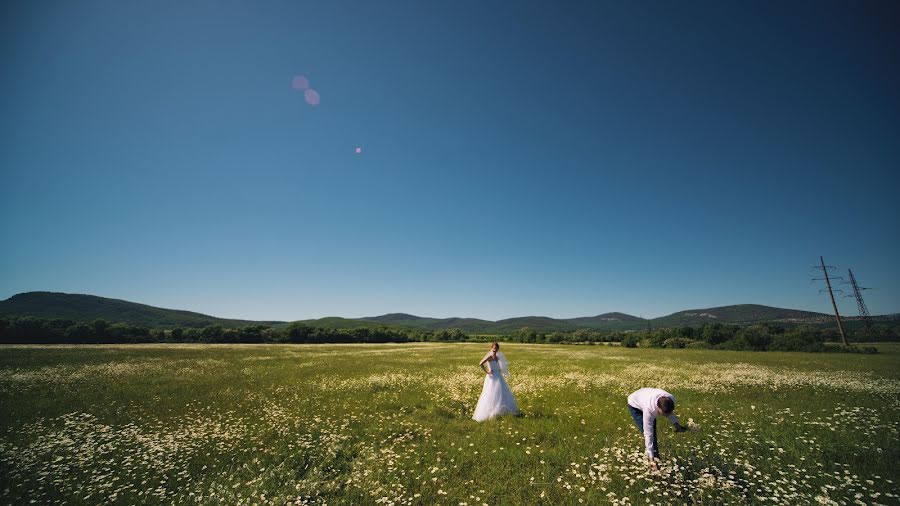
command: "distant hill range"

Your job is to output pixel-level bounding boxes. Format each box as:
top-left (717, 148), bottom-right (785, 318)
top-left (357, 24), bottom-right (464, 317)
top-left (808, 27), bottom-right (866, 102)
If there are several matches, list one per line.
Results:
top-left (651, 304), bottom-right (834, 326)
top-left (341, 312), bottom-right (648, 333)
top-left (3, 292), bottom-right (897, 333)
top-left (0, 292), bottom-right (284, 329)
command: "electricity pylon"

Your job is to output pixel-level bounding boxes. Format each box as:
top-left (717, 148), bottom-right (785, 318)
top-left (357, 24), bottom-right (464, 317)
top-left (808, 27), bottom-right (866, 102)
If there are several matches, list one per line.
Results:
top-left (845, 269), bottom-right (875, 337)
top-left (812, 256), bottom-right (847, 347)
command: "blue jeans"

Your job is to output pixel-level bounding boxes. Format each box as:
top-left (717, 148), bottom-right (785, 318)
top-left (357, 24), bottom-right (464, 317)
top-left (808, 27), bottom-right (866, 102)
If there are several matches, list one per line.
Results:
top-left (628, 404), bottom-right (659, 459)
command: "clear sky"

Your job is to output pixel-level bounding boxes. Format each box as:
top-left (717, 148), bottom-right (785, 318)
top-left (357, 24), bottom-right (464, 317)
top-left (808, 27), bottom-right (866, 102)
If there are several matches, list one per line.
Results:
top-left (2, 0), bottom-right (898, 321)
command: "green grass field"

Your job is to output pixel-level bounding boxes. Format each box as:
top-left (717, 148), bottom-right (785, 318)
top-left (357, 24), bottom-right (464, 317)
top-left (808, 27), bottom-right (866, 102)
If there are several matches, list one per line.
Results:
top-left (1, 343), bottom-right (898, 505)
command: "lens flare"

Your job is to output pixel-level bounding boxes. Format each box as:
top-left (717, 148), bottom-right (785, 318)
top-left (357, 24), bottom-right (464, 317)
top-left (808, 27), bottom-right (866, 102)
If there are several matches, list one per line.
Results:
top-left (291, 75), bottom-right (309, 90)
top-left (304, 89), bottom-right (320, 106)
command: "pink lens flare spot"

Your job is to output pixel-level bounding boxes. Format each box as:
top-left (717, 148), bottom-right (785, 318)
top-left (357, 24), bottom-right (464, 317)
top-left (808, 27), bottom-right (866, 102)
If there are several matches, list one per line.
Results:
top-left (355, 147), bottom-right (362, 154)
top-left (292, 75), bottom-right (309, 90)
top-left (304, 88), bottom-right (320, 106)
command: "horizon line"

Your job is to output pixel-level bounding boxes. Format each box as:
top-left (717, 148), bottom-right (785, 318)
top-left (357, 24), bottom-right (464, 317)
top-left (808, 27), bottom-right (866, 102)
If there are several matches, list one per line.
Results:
top-left (4, 291), bottom-right (897, 323)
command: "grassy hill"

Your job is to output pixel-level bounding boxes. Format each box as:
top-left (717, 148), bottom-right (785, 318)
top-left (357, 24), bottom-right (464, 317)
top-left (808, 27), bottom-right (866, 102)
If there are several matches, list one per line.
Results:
top-left (491, 317), bottom-right (578, 333)
top-left (358, 314), bottom-right (496, 332)
top-left (652, 304), bottom-right (830, 326)
top-left (307, 315), bottom-right (641, 334)
top-left (360, 313), bottom-right (436, 325)
top-left (4, 292), bottom-right (894, 334)
top-left (562, 312), bottom-right (647, 330)
top-left (294, 317), bottom-right (391, 330)
top-left (422, 317), bottom-right (498, 332)
top-left (0, 292), bottom-right (284, 329)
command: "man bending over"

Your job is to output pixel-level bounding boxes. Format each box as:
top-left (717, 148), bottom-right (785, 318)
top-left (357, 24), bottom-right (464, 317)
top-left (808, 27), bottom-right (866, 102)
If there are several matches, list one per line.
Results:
top-left (627, 387), bottom-right (686, 470)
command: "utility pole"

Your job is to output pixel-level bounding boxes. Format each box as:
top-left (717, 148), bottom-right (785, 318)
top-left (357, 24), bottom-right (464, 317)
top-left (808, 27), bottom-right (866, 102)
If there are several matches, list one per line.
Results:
top-left (638, 314), bottom-right (652, 335)
top-left (845, 269), bottom-right (875, 337)
top-left (813, 256), bottom-right (848, 347)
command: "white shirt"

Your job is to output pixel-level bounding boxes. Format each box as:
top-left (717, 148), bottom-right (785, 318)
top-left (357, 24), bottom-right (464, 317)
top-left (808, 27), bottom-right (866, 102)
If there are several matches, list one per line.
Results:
top-left (627, 388), bottom-right (680, 458)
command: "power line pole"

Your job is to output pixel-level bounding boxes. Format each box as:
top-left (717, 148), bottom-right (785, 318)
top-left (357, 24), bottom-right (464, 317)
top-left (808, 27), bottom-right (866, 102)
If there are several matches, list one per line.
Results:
top-left (638, 314), bottom-right (651, 332)
top-left (845, 269), bottom-right (875, 337)
top-left (812, 256), bottom-right (848, 347)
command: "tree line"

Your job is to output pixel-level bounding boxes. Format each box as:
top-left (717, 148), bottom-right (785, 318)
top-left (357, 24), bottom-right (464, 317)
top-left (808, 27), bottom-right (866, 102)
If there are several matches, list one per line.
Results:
top-left (0, 316), bottom-right (893, 351)
top-left (495, 322), bottom-right (889, 352)
top-left (0, 317), bottom-right (468, 344)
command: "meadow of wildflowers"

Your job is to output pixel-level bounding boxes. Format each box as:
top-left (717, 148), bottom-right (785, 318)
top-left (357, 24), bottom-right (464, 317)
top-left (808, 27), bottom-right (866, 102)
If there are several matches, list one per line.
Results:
top-left (1, 343), bottom-right (898, 505)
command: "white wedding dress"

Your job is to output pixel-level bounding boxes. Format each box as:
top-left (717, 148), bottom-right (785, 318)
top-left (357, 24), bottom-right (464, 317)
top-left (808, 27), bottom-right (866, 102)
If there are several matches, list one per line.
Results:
top-left (472, 353), bottom-right (519, 422)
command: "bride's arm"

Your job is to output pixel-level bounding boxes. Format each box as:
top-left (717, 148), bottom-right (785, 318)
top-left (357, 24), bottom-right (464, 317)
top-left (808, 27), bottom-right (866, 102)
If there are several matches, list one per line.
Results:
top-left (479, 353), bottom-right (493, 374)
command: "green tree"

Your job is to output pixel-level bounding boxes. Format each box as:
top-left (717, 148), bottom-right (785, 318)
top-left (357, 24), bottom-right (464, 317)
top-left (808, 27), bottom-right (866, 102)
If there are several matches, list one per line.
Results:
top-left (92, 319), bottom-right (110, 340)
top-left (169, 328), bottom-right (185, 342)
top-left (200, 325), bottom-right (224, 343)
top-left (286, 322), bottom-right (311, 343)
top-left (65, 323), bottom-right (94, 342)
top-left (515, 327), bottom-right (537, 343)
top-left (151, 329), bottom-right (167, 342)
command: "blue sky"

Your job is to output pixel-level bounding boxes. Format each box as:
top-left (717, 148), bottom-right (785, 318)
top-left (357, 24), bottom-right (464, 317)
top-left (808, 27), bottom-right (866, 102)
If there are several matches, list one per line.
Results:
top-left (2, 0), bottom-right (898, 321)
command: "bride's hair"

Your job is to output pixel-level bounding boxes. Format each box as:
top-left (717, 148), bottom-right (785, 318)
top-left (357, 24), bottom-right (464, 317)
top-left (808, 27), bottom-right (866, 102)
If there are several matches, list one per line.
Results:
top-left (491, 341), bottom-right (499, 350)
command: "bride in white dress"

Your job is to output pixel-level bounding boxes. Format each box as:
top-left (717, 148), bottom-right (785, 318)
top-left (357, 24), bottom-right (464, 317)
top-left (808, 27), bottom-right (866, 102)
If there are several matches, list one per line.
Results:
top-left (472, 342), bottom-right (519, 421)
